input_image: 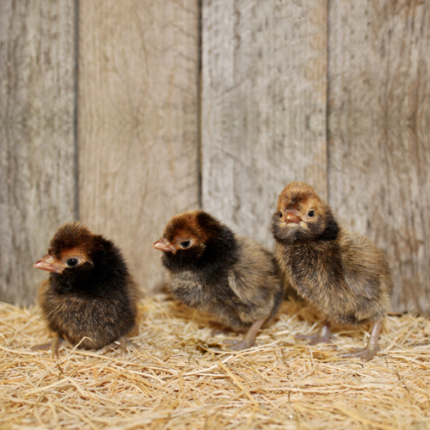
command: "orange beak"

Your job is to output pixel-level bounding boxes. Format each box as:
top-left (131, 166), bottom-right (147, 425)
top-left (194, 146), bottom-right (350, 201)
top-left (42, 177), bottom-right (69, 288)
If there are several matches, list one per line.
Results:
top-left (33, 255), bottom-right (63, 273)
top-left (286, 212), bottom-right (302, 224)
top-left (152, 238), bottom-right (177, 254)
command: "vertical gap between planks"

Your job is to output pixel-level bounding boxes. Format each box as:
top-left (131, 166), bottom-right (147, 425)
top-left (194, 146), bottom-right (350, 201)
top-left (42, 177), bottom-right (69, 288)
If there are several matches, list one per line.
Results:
top-left (325, 0), bottom-right (331, 204)
top-left (73, 0), bottom-right (80, 221)
top-left (197, 0), bottom-right (203, 209)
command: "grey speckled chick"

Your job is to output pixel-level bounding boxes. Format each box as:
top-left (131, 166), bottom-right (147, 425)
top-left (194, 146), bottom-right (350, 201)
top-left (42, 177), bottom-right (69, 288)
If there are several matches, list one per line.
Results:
top-left (153, 211), bottom-right (284, 350)
top-left (272, 182), bottom-right (392, 362)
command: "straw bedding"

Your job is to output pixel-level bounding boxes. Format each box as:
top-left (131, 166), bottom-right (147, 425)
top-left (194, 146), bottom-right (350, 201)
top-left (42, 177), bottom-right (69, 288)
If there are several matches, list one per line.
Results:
top-left (1, 295), bottom-right (429, 430)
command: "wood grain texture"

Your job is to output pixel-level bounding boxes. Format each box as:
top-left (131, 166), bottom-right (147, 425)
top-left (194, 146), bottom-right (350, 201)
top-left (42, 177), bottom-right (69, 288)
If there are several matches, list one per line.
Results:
top-left (201, 0), bottom-right (328, 249)
top-left (0, 1), bottom-right (76, 305)
top-left (328, 0), bottom-right (430, 313)
top-left (78, 1), bottom-right (200, 294)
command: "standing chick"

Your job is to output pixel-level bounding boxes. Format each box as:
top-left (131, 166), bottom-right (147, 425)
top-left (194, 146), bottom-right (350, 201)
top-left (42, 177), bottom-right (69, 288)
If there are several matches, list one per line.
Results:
top-left (152, 211), bottom-right (283, 350)
top-left (33, 222), bottom-right (139, 357)
top-left (272, 182), bottom-right (392, 362)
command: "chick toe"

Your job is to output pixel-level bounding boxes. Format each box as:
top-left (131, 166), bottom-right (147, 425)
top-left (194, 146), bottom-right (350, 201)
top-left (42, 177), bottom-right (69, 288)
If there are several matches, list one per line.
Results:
top-left (340, 345), bottom-right (380, 362)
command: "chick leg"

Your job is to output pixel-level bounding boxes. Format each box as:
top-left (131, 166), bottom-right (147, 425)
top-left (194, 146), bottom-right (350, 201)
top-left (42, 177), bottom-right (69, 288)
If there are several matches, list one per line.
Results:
top-left (340, 320), bottom-right (382, 362)
top-left (31, 335), bottom-right (63, 358)
top-left (119, 336), bottom-right (138, 352)
top-left (225, 318), bottom-right (266, 351)
top-left (295, 321), bottom-right (334, 345)
top-left (210, 321), bottom-right (234, 336)
top-left (51, 335), bottom-right (63, 358)
top-left (103, 336), bottom-right (135, 353)
top-left (115, 336), bottom-right (127, 353)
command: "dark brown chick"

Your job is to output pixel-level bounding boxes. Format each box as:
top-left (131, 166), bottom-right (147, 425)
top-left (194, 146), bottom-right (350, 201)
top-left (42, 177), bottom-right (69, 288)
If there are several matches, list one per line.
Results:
top-left (153, 211), bottom-right (283, 350)
top-left (33, 222), bottom-right (139, 357)
top-left (272, 182), bottom-right (392, 362)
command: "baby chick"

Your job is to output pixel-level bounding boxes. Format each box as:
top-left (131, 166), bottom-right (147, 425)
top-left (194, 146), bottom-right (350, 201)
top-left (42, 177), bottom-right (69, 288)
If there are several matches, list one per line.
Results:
top-left (153, 211), bottom-right (283, 350)
top-left (33, 222), bottom-right (139, 357)
top-left (272, 182), bottom-right (392, 362)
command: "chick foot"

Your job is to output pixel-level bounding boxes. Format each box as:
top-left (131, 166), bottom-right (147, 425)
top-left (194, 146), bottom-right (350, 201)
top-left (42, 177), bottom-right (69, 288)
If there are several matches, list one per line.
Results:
top-left (224, 318), bottom-right (265, 351)
top-left (295, 322), bottom-right (334, 345)
top-left (31, 342), bottom-right (52, 351)
top-left (340, 345), bottom-right (380, 362)
top-left (340, 320), bottom-right (382, 362)
top-left (224, 339), bottom-right (254, 351)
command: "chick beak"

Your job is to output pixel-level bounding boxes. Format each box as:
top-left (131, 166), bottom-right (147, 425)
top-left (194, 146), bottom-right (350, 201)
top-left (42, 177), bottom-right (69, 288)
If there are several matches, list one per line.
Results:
top-left (286, 212), bottom-right (302, 225)
top-left (33, 255), bottom-right (63, 273)
top-left (152, 238), bottom-right (177, 254)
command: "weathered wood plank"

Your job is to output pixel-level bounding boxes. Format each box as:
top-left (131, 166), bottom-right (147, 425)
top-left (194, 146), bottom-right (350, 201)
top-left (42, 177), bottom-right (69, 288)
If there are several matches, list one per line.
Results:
top-left (78, 1), bottom-right (200, 293)
top-left (0, 1), bottom-right (76, 305)
top-left (202, 0), bottom-right (328, 249)
top-left (328, 0), bottom-right (430, 313)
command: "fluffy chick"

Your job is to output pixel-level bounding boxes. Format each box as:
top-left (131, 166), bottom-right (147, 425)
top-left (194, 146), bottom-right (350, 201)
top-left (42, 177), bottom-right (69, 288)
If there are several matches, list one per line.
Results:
top-left (33, 222), bottom-right (139, 357)
top-left (272, 182), bottom-right (392, 362)
top-left (153, 211), bottom-right (283, 350)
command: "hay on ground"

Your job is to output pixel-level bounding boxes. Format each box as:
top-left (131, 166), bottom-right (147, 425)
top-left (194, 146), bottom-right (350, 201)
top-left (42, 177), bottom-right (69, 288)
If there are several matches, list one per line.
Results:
top-left (0, 295), bottom-right (429, 430)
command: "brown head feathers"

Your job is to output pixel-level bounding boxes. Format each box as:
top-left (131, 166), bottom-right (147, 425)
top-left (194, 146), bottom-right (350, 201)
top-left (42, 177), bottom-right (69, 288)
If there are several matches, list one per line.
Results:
top-left (273, 182), bottom-right (339, 243)
top-left (163, 211), bottom-right (223, 244)
top-left (48, 222), bottom-right (95, 259)
top-left (277, 182), bottom-right (323, 211)
top-left (153, 211), bottom-right (229, 258)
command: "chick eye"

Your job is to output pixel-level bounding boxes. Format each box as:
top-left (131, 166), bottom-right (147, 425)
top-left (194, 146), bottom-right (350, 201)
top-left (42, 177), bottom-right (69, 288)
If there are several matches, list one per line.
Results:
top-left (66, 258), bottom-right (79, 267)
top-left (180, 240), bottom-right (191, 249)
top-left (278, 211), bottom-right (282, 218)
top-left (308, 210), bottom-right (315, 217)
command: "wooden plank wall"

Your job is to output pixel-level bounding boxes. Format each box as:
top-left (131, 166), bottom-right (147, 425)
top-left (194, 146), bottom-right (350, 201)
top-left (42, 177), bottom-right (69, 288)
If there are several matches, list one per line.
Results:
top-left (202, 0), bottom-right (430, 313)
top-left (0, 0), bottom-right (199, 305)
top-left (1, 0), bottom-right (429, 313)
top-left (328, 0), bottom-right (430, 313)
top-left (78, 1), bottom-right (200, 295)
top-left (202, 0), bottom-right (328, 248)
top-left (0, 0), bottom-right (76, 305)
